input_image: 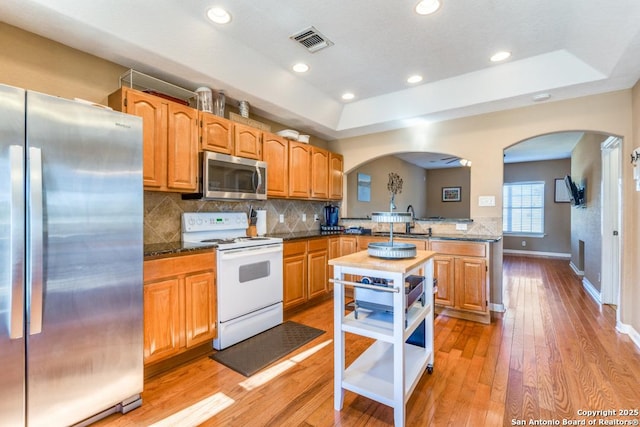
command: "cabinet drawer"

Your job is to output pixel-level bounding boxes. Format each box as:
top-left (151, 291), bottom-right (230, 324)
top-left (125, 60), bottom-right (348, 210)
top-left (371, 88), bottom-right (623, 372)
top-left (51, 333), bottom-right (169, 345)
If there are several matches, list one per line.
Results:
top-left (430, 240), bottom-right (486, 258)
top-left (308, 237), bottom-right (328, 252)
top-left (284, 240), bottom-right (307, 257)
top-left (144, 251), bottom-right (216, 282)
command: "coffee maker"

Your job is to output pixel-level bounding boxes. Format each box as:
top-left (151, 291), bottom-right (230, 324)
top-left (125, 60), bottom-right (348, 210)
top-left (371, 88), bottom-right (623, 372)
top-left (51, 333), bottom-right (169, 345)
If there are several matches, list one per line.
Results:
top-left (322, 205), bottom-right (341, 231)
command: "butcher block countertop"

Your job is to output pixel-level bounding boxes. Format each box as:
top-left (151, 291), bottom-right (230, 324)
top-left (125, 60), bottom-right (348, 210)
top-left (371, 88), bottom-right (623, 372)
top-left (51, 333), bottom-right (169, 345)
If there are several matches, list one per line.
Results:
top-left (329, 249), bottom-right (436, 274)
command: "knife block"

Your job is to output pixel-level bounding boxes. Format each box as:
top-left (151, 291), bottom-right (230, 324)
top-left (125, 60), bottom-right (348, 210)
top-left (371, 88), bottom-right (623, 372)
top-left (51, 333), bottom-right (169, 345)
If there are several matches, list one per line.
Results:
top-left (247, 225), bottom-right (257, 237)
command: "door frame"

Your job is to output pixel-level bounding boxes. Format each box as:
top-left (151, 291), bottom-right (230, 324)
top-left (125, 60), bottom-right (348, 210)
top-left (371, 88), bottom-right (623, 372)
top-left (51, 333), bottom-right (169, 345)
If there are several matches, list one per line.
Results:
top-left (601, 136), bottom-right (621, 317)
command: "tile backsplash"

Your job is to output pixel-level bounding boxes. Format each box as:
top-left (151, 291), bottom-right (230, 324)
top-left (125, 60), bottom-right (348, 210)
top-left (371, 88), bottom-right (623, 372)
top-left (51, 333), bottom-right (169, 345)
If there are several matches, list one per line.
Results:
top-left (144, 191), bottom-right (336, 244)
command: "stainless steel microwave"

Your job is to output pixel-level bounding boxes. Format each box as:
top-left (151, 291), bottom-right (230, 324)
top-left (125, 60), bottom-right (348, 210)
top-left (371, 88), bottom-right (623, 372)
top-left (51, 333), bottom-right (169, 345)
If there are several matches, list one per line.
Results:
top-left (184, 151), bottom-right (267, 200)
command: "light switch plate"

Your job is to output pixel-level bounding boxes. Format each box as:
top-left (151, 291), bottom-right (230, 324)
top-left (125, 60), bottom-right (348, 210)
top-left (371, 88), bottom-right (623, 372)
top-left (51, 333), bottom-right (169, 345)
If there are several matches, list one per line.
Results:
top-left (478, 196), bottom-right (496, 207)
top-left (279, 214), bottom-right (284, 223)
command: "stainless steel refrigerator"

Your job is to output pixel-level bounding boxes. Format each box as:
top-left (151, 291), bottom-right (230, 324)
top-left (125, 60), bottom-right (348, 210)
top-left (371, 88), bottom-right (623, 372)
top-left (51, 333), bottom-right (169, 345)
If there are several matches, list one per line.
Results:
top-left (0, 84), bottom-right (144, 426)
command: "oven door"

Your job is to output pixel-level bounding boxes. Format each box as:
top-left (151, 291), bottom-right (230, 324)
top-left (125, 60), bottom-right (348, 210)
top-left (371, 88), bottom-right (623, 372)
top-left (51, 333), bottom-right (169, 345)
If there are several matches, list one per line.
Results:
top-left (216, 243), bottom-right (283, 322)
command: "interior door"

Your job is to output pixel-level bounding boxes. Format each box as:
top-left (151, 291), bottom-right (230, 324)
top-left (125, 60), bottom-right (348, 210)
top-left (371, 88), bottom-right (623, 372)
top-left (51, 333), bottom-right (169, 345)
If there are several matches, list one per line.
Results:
top-left (601, 137), bottom-right (621, 308)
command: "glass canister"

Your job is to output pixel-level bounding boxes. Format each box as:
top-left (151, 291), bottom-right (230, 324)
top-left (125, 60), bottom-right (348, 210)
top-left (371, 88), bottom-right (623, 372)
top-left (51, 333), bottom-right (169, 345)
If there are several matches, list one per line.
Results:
top-left (195, 87), bottom-right (213, 113)
top-left (239, 100), bottom-right (250, 118)
top-left (214, 90), bottom-right (226, 117)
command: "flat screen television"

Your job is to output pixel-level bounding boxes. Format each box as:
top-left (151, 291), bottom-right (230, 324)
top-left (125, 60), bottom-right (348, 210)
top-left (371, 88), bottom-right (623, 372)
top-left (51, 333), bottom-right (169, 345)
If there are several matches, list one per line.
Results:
top-left (564, 175), bottom-right (585, 207)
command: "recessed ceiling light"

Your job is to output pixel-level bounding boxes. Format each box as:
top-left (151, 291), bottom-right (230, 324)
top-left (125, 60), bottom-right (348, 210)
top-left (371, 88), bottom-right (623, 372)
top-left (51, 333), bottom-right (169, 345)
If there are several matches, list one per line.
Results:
top-left (341, 92), bottom-right (355, 101)
top-left (292, 63), bottom-right (309, 73)
top-left (415, 0), bottom-right (441, 15)
top-left (490, 51), bottom-right (511, 62)
top-left (407, 75), bottom-right (423, 84)
top-left (207, 7), bottom-right (231, 24)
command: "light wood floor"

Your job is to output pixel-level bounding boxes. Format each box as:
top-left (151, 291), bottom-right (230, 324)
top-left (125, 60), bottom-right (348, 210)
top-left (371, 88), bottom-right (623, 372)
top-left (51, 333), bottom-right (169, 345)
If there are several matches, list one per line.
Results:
top-left (96, 256), bottom-right (640, 426)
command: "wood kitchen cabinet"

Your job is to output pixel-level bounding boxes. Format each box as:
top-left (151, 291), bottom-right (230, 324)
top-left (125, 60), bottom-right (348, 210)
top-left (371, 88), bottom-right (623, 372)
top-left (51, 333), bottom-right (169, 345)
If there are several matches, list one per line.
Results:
top-left (283, 241), bottom-right (307, 309)
top-left (311, 146), bottom-right (329, 199)
top-left (283, 238), bottom-right (331, 309)
top-left (263, 132), bottom-right (289, 197)
top-left (329, 152), bottom-right (344, 200)
top-left (327, 236), bottom-right (341, 290)
top-left (143, 251), bottom-right (216, 365)
top-left (109, 87), bottom-right (198, 192)
top-left (307, 238), bottom-right (329, 299)
top-left (200, 111), bottom-right (233, 154)
top-left (233, 122), bottom-right (262, 160)
top-left (430, 240), bottom-right (490, 324)
top-left (288, 141), bottom-right (311, 198)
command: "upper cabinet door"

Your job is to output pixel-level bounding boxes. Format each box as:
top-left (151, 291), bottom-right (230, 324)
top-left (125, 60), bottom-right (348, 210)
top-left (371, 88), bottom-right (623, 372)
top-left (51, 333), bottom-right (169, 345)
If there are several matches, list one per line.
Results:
top-left (288, 141), bottom-right (311, 198)
top-left (122, 89), bottom-right (168, 189)
top-left (263, 133), bottom-right (289, 198)
top-left (200, 112), bottom-right (233, 154)
top-left (167, 103), bottom-right (198, 191)
top-left (311, 147), bottom-right (329, 199)
top-left (329, 152), bottom-right (344, 200)
top-left (234, 123), bottom-right (262, 160)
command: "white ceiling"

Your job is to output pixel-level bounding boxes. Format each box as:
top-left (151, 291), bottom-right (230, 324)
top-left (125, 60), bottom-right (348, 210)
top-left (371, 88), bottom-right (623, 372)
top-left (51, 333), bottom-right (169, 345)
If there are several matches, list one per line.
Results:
top-left (2, 0), bottom-right (640, 165)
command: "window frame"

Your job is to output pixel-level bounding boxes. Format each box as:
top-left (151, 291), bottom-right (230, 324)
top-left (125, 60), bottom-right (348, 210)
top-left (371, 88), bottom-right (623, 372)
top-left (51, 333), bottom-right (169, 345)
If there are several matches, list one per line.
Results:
top-left (502, 180), bottom-right (545, 237)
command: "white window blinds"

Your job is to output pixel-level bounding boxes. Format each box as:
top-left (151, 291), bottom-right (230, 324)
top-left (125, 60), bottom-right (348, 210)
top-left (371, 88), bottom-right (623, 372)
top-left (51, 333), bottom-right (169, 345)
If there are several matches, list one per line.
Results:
top-left (503, 181), bottom-right (545, 234)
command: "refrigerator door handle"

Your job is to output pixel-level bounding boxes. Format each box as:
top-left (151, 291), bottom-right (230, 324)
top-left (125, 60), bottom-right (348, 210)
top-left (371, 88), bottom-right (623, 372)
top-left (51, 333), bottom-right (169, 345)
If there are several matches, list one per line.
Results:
top-left (9, 145), bottom-right (25, 339)
top-left (28, 146), bottom-right (44, 335)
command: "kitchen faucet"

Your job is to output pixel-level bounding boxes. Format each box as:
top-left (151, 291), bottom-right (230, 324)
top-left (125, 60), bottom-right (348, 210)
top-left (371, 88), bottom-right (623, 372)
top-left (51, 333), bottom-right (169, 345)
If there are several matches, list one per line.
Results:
top-left (406, 205), bottom-right (415, 233)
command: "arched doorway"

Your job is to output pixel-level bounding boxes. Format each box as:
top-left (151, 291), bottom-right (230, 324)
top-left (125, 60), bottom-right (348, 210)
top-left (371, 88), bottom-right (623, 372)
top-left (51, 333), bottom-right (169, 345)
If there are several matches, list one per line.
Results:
top-left (503, 131), bottom-right (622, 311)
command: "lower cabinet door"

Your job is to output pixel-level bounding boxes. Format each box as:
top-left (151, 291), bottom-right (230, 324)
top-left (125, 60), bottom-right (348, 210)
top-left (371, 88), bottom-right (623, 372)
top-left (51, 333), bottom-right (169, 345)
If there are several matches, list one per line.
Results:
top-left (308, 249), bottom-right (328, 299)
top-left (434, 255), bottom-right (455, 307)
top-left (284, 254), bottom-right (307, 309)
top-left (185, 271), bottom-right (217, 347)
top-left (455, 257), bottom-right (487, 312)
top-left (144, 278), bottom-right (182, 364)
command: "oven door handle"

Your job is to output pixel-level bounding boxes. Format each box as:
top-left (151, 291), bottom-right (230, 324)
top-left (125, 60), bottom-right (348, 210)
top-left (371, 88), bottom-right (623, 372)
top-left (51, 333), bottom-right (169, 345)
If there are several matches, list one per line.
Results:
top-left (218, 244), bottom-right (283, 259)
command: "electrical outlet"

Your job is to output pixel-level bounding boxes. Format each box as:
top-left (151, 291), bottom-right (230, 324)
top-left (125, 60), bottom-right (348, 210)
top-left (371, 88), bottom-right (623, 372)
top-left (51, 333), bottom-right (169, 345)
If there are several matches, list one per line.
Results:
top-left (455, 223), bottom-right (467, 231)
top-left (279, 214), bottom-right (284, 223)
top-left (302, 213), bottom-right (307, 222)
top-left (521, 240), bottom-right (526, 247)
top-left (314, 214), bottom-right (319, 222)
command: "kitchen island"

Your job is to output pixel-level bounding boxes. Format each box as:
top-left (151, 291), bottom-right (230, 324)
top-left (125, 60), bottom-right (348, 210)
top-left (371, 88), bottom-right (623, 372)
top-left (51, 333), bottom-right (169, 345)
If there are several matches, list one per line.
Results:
top-left (329, 249), bottom-right (436, 427)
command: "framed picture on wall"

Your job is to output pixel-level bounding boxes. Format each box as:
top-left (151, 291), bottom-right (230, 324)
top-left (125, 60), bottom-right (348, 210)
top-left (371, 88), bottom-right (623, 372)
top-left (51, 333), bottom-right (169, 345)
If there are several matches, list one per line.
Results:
top-left (442, 186), bottom-right (461, 202)
top-left (357, 173), bottom-right (371, 202)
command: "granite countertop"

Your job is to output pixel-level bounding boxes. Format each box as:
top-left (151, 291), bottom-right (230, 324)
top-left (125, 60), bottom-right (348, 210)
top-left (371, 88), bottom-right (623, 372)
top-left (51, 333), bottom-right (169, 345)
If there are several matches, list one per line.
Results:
top-left (271, 230), bottom-right (501, 243)
top-left (144, 242), bottom-right (217, 258)
top-left (144, 231), bottom-right (501, 257)
top-left (370, 232), bottom-right (501, 243)
top-left (341, 217), bottom-right (474, 223)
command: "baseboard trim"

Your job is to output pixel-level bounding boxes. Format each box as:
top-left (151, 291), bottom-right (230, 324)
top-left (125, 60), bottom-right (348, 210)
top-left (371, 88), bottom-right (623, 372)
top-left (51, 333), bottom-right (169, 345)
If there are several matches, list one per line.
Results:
top-left (503, 249), bottom-right (571, 259)
top-left (582, 278), bottom-right (602, 305)
top-left (616, 321), bottom-right (640, 351)
top-left (489, 303), bottom-right (505, 313)
top-left (569, 261), bottom-right (584, 277)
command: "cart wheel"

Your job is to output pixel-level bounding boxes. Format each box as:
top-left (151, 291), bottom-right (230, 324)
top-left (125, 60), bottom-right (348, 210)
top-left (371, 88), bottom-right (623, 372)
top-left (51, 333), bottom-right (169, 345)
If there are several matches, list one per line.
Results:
top-left (427, 364), bottom-right (434, 374)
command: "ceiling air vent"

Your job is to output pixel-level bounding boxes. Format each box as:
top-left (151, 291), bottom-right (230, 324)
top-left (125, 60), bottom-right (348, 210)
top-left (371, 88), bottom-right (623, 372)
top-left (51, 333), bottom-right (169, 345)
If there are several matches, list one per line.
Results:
top-left (290, 26), bottom-right (334, 53)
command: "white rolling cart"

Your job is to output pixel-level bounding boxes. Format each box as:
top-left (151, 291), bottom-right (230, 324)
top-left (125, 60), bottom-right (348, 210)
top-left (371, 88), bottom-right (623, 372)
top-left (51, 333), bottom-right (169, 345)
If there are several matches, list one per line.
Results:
top-left (329, 250), bottom-right (436, 427)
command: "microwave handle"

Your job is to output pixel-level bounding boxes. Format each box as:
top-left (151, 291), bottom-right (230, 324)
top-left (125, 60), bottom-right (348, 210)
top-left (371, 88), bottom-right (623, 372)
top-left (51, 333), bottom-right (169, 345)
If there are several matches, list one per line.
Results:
top-left (254, 166), bottom-right (263, 192)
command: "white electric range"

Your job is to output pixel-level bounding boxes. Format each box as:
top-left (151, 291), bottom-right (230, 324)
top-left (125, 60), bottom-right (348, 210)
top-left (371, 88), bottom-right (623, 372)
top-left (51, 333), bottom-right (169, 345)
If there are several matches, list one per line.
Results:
top-left (182, 212), bottom-right (283, 350)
